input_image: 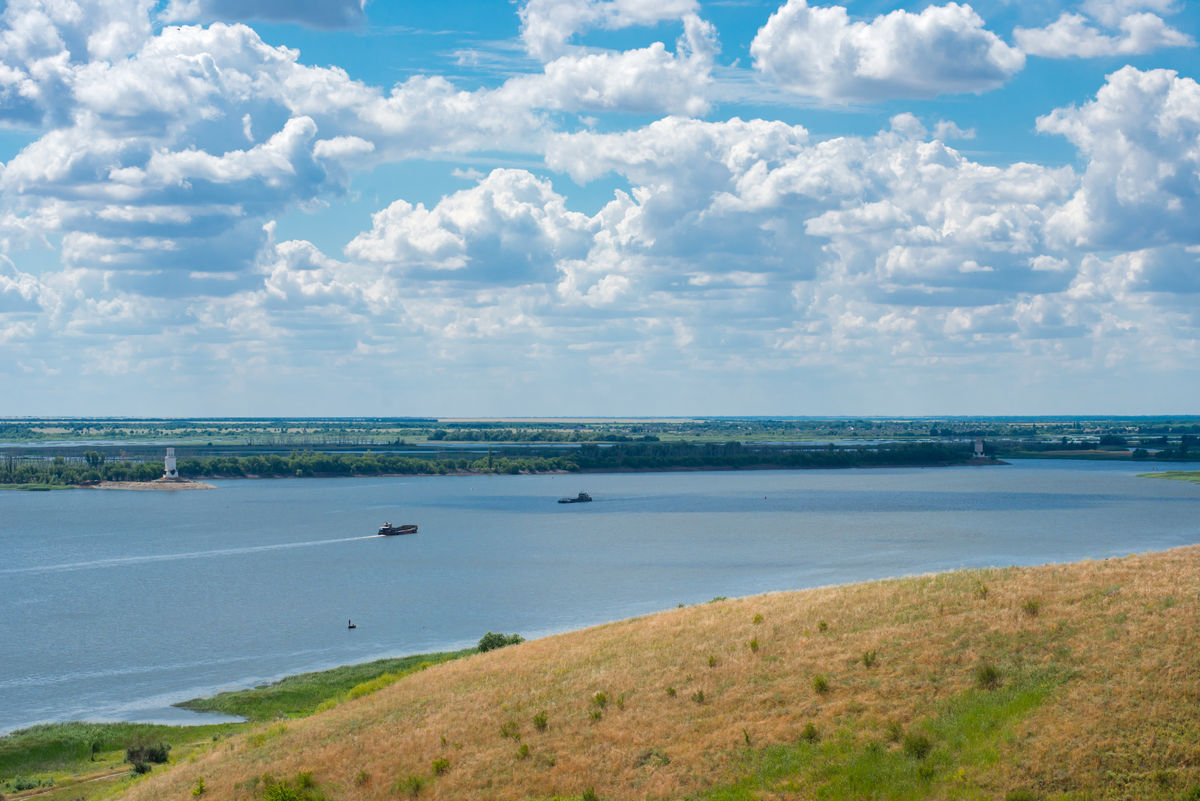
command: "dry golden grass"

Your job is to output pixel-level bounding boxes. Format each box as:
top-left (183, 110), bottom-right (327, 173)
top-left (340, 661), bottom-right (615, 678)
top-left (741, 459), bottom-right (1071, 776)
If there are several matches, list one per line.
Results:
top-left (120, 547), bottom-right (1200, 801)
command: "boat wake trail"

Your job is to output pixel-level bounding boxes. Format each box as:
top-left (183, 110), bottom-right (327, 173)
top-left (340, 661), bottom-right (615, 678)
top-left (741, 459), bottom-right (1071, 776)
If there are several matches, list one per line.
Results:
top-left (1, 535), bottom-right (380, 577)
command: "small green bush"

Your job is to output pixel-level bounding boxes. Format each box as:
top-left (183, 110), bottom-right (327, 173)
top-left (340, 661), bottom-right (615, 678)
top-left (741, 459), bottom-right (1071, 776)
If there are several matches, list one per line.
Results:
top-left (126, 741), bottom-right (170, 765)
top-left (500, 720), bottom-right (521, 740)
top-left (516, 744), bottom-right (530, 760)
top-left (862, 650), bottom-right (877, 668)
top-left (259, 772), bottom-right (325, 801)
top-left (665, 686), bottom-right (676, 697)
top-left (975, 662), bottom-right (1001, 690)
top-left (817, 620), bottom-right (829, 633)
top-left (431, 758), bottom-right (450, 776)
top-left (582, 788), bottom-right (600, 801)
top-left (395, 774), bottom-right (424, 798)
top-left (752, 613), bottom-right (763, 624)
top-left (478, 632), bottom-right (525, 652)
top-left (812, 674), bottom-right (829, 695)
top-left (588, 708), bottom-right (602, 722)
top-left (192, 777), bottom-right (206, 797)
top-left (1021, 598), bottom-right (1041, 617)
top-left (691, 689), bottom-right (705, 704)
top-left (634, 748), bottom-right (670, 767)
top-left (591, 691), bottom-right (608, 709)
top-left (533, 710), bottom-right (548, 731)
top-left (354, 770), bottom-right (370, 786)
top-left (1004, 791), bottom-right (1040, 801)
top-left (11, 777), bottom-right (51, 791)
top-left (903, 733), bottom-right (933, 760)
top-left (749, 637), bottom-right (759, 653)
top-left (800, 722), bottom-right (819, 743)
top-left (708, 655), bottom-right (717, 668)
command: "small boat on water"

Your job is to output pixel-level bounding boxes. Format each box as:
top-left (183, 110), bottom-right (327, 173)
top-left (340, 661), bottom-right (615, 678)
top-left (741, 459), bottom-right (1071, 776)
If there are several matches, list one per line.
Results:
top-left (378, 522), bottom-right (418, 536)
top-left (558, 491), bottom-right (592, 504)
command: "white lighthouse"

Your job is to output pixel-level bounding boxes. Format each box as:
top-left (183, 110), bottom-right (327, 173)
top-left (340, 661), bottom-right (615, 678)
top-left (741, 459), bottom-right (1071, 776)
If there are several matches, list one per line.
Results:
top-left (163, 447), bottom-right (178, 480)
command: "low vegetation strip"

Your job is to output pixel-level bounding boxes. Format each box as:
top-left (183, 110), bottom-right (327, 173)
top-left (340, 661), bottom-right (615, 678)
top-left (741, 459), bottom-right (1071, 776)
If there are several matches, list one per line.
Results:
top-left (174, 650), bottom-right (474, 721)
top-left (0, 721), bottom-right (244, 798)
top-left (114, 546), bottom-right (1200, 801)
top-left (0, 649), bottom-right (482, 801)
top-left (1141, 470), bottom-right (1200, 485)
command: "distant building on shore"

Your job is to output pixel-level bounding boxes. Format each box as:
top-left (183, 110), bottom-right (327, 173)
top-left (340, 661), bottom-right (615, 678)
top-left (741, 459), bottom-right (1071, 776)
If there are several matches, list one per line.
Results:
top-left (974, 438), bottom-right (985, 459)
top-left (163, 448), bottom-right (179, 480)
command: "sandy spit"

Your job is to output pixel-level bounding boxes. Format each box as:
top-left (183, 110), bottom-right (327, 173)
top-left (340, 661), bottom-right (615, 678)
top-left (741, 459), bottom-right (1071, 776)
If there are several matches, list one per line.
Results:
top-left (88, 480), bottom-right (217, 491)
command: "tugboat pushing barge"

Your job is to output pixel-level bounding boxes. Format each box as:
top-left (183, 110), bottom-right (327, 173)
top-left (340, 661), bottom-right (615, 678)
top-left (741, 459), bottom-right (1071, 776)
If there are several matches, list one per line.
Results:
top-left (558, 491), bottom-right (592, 504)
top-left (378, 522), bottom-right (418, 536)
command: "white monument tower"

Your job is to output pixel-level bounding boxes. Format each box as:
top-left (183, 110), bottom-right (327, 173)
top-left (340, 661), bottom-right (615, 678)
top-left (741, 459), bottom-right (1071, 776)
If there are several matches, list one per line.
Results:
top-left (163, 447), bottom-right (179, 480)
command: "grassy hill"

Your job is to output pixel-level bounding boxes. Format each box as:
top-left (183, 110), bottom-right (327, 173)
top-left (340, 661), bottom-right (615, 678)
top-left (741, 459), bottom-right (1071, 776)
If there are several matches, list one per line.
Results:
top-left (115, 547), bottom-right (1200, 801)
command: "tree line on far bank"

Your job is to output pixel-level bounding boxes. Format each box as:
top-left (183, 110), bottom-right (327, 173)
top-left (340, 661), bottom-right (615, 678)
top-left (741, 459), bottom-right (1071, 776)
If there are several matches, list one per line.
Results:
top-left (0, 442), bottom-right (981, 486)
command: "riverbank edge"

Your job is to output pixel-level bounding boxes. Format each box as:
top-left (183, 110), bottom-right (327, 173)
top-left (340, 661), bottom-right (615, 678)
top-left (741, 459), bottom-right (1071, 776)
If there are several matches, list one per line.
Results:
top-left (0, 650), bottom-right (481, 799)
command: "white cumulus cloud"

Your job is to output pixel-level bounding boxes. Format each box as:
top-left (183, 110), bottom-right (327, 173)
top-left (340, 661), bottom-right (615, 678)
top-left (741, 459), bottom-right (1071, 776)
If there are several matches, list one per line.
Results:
top-left (1015, 10), bottom-right (1193, 58)
top-left (519, 0), bottom-right (699, 61)
top-left (1038, 66), bottom-right (1200, 250)
top-left (750, 1), bottom-right (1024, 101)
top-left (345, 169), bottom-right (594, 284)
top-left (500, 14), bottom-right (717, 116)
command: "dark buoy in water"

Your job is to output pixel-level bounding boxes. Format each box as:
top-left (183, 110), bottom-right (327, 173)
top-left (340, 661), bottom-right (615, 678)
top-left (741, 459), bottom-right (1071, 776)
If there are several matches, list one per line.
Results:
top-left (348, 619), bottom-right (356, 629)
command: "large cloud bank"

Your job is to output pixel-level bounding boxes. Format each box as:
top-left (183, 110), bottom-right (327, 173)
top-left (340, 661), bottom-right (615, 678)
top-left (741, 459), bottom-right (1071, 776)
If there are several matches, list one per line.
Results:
top-left (1, 0), bottom-right (1199, 412)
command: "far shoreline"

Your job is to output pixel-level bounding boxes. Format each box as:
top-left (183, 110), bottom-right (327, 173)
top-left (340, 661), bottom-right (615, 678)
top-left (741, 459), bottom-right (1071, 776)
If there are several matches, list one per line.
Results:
top-left (9, 458), bottom-right (1011, 491)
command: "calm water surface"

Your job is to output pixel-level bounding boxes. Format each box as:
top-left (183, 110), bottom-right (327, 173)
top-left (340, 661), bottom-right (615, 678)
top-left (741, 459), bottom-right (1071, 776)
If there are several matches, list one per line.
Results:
top-left (2, 460), bottom-right (1199, 734)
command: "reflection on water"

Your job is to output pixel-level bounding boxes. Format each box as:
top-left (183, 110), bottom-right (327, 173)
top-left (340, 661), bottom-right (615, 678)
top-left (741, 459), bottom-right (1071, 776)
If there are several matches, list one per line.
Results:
top-left (2, 459), bottom-right (1199, 733)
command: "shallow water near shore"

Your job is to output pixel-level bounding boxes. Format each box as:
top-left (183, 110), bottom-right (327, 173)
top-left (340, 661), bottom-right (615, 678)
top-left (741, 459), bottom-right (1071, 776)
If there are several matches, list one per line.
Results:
top-left (2, 459), bottom-right (1199, 734)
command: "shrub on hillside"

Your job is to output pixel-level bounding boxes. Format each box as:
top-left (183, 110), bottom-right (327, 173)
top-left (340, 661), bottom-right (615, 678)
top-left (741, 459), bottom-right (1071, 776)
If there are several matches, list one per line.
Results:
top-left (975, 662), bottom-right (1001, 690)
top-left (478, 632), bottom-right (525, 652)
top-left (127, 741), bottom-right (170, 772)
top-left (902, 733), bottom-right (933, 760)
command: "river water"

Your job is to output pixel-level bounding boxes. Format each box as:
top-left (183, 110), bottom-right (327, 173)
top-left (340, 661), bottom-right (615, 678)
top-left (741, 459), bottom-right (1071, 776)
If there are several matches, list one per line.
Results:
top-left (2, 460), bottom-right (1199, 734)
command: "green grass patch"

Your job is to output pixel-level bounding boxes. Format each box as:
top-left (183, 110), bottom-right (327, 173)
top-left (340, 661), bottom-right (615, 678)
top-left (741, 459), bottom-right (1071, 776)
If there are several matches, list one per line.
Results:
top-left (1002, 451), bottom-right (1131, 460)
top-left (2, 648), bottom-right (475, 795)
top-left (0, 721), bottom-right (240, 780)
top-left (1139, 471), bottom-right (1200, 485)
top-left (692, 668), bottom-right (1064, 801)
top-left (0, 483), bottom-right (73, 491)
top-left (176, 649), bottom-right (475, 720)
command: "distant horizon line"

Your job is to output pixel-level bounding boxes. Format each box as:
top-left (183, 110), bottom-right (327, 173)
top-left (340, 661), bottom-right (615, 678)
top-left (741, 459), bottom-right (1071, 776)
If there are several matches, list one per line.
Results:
top-left (3, 415), bottom-right (1200, 422)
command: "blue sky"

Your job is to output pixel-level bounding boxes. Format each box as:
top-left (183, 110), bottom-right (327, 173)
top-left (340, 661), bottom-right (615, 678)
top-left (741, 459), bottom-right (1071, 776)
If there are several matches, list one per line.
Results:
top-left (0, 0), bottom-right (1197, 416)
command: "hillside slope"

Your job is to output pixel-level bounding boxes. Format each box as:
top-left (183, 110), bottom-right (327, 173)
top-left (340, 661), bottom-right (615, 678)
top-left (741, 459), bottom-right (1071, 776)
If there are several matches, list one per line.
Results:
top-left (121, 547), bottom-right (1200, 800)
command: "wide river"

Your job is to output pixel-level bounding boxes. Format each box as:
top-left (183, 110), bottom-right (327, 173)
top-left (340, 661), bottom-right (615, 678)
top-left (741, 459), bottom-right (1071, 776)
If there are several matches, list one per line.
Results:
top-left (3, 460), bottom-right (1199, 734)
